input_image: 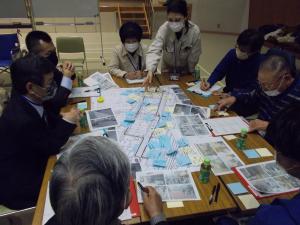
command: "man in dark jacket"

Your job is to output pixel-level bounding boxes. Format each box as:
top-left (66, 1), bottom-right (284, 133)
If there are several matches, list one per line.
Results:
top-left (25, 30), bottom-right (76, 114)
top-left (0, 55), bottom-right (80, 209)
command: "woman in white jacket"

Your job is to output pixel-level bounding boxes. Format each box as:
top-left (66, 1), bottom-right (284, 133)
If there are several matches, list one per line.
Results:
top-left (143, 0), bottom-right (202, 87)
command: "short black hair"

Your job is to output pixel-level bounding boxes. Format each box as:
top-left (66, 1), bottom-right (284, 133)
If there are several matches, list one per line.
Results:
top-left (266, 103), bottom-right (300, 162)
top-left (237, 29), bottom-right (264, 53)
top-left (119, 22), bottom-right (143, 43)
top-left (25, 30), bottom-right (52, 53)
top-left (10, 54), bottom-right (55, 94)
top-left (165, 0), bottom-right (188, 17)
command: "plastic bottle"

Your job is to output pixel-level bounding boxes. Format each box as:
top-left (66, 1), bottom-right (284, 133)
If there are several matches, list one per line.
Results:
top-left (236, 128), bottom-right (248, 150)
top-left (199, 159), bottom-right (211, 184)
top-left (194, 64), bottom-right (201, 80)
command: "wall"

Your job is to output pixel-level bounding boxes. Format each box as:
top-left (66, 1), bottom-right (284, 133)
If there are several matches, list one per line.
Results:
top-left (189, 0), bottom-right (249, 34)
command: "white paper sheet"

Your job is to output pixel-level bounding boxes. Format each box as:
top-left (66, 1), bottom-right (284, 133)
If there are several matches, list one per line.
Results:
top-left (136, 169), bottom-right (200, 202)
top-left (84, 71), bottom-right (119, 90)
top-left (204, 116), bottom-right (249, 136)
top-left (187, 81), bottom-right (222, 96)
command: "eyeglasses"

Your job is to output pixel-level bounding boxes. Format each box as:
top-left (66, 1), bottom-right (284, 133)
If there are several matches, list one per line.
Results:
top-left (259, 73), bottom-right (288, 91)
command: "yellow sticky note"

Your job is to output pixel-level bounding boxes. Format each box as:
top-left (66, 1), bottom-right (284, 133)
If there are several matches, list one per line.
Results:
top-left (128, 94), bottom-right (141, 101)
top-left (164, 107), bottom-right (174, 113)
top-left (180, 146), bottom-right (193, 154)
top-left (147, 106), bottom-right (158, 112)
top-left (153, 128), bottom-right (167, 136)
top-left (256, 148), bottom-right (273, 157)
top-left (166, 122), bottom-right (173, 128)
top-left (166, 201), bottom-right (184, 208)
top-left (223, 135), bottom-right (237, 141)
top-left (238, 194), bottom-right (260, 209)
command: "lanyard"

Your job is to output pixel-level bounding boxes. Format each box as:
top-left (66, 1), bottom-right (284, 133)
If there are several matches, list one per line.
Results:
top-left (127, 53), bottom-right (141, 71)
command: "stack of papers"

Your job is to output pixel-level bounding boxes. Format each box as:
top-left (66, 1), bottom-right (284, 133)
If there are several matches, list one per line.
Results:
top-left (69, 85), bottom-right (101, 98)
top-left (84, 72), bottom-right (119, 90)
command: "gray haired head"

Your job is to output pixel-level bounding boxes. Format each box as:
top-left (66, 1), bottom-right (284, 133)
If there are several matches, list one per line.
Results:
top-left (49, 136), bottom-right (130, 225)
top-left (260, 54), bottom-right (295, 78)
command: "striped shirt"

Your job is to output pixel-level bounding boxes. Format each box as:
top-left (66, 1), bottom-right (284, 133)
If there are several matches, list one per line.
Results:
top-left (235, 77), bottom-right (300, 121)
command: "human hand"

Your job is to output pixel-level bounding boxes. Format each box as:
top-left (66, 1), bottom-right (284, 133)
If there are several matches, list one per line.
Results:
top-left (143, 71), bottom-right (154, 91)
top-left (216, 96), bottom-right (236, 111)
top-left (135, 70), bottom-right (145, 79)
top-left (200, 78), bottom-right (211, 91)
top-left (125, 71), bottom-right (139, 80)
top-left (142, 186), bottom-right (163, 219)
top-left (249, 119), bottom-right (269, 132)
top-left (61, 107), bottom-right (80, 124)
top-left (62, 61), bottom-right (75, 78)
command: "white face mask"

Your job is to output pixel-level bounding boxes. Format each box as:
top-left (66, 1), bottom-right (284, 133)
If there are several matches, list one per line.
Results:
top-left (124, 42), bottom-right (139, 53)
top-left (264, 89), bottom-right (281, 97)
top-left (236, 48), bottom-right (249, 60)
top-left (168, 21), bottom-right (185, 33)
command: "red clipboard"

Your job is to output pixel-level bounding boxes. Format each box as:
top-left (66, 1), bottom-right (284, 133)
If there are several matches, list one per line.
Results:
top-left (129, 177), bottom-right (140, 217)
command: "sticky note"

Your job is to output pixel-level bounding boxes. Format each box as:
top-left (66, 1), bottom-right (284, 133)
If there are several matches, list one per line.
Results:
top-left (256, 148), bottom-right (273, 157)
top-left (157, 119), bottom-right (167, 128)
top-left (223, 135), bottom-right (237, 141)
top-left (177, 138), bottom-right (189, 148)
top-left (146, 149), bottom-right (161, 160)
top-left (124, 115), bottom-right (135, 122)
top-left (161, 112), bottom-right (171, 118)
top-left (121, 121), bottom-right (132, 127)
top-left (167, 201), bottom-right (184, 208)
top-left (148, 139), bottom-right (161, 149)
top-left (127, 98), bottom-right (136, 104)
top-left (180, 146), bottom-right (193, 154)
top-left (153, 159), bottom-right (167, 168)
top-left (76, 102), bottom-right (88, 111)
top-left (227, 182), bottom-right (248, 195)
top-left (153, 128), bottom-right (167, 136)
top-left (176, 154), bottom-right (192, 166)
top-left (167, 147), bottom-right (177, 155)
top-left (144, 114), bottom-right (155, 122)
top-left (238, 194), bottom-right (260, 209)
top-left (244, 149), bottom-right (260, 159)
top-left (121, 90), bottom-right (132, 96)
top-left (164, 107), bottom-right (174, 113)
top-left (166, 122), bottom-right (173, 128)
top-left (147, 106), bottom-right (158, 112)
top-left (97, 96), bottom-right (104, 103)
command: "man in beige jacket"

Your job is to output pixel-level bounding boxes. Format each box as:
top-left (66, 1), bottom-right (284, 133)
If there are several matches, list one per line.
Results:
top-left (108, 22), bottom-right (147, 80)
top-left (143, 0), bottom-right (202, 87)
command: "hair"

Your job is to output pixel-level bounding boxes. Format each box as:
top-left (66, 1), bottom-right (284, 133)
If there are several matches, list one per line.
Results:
top-left (165, 0), bottom-right (189, 33)
top-left (25, 30), bottom-right (52, 53)
top-left (49, 136), bottom-right (131, 225)
top-left (259, 53), bottom-right (296, 78)
top-left (266, 103), bottom-right (300, 161)
top-left (237, 29), bottom-right (264, 53)
top-left (119, 22), bottom-right (143, 43)
top-left (10, 54), bottom-right (55, 94)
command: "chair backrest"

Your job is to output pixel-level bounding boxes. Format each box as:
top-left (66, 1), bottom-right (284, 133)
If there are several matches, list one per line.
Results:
top-left (56, 37), bottom-right (85, 54)
top-left (0, 34), bottom-right (19, 60)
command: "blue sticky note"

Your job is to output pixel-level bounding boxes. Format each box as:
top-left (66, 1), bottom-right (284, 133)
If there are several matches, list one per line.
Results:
top-left (227, 182), bottom-right (248, 195)
top-left (161, 112), bottom-right (171, 118)
top-left (121, 90), bottom-right (133, 96)
top-left (167, 147), bottom-right (177, 155)
top-left (134, 88), bottom-right (144, 93)
top-left (143, 99), bottom-right (151, 106)
top-left (124, 115), bottom-right (135, 122)
top-left (144, 114), bottom-right (155, 122)
top-left (127, 98), bottom-right (136, 104)
top-left (157, 119), bottom-right (167, 128)
top-left (146, 149), bottom-right (161, 160)
top-left (126, 111), bottom-right (136, 117)
top-left (177, 138), bottom-right (189, 148)
top-left (153, 159), bottom-right (167, 168)
top-left (159, 135), bottom-right (171, 148)
top-left (148, 139), bottom-right (161, 149)
top-left (176, 154), bottom-right (192, 166)
top-left (244, 149), bottom-right (260, 159)
top-left (121, 121), bottom-right (132, 127)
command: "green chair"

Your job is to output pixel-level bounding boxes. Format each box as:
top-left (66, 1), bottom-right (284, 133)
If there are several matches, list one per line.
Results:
top-left (56, 37), bottom-right (88, 72)
top-left (0, 205), bottom-right (35, 225)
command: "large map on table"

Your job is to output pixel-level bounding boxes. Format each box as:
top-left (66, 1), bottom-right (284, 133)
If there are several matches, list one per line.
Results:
top-left (84, 85), bottom-right (244, 176)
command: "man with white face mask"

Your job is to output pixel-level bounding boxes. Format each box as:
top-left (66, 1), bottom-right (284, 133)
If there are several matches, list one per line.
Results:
top-left (0, 55), bottom-right (80, 209)
top-left (108, 22), bottom-right (147, 80)
top-left (201, 29), bottom-right (264, 94)
top-left (217, 51), bottom-right (300, 133)
top-left (143, 0), bottom-right (201, 87)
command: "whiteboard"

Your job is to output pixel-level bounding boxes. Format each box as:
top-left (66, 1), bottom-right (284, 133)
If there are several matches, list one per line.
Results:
top-left (31, 0), bottom-right (99, 17)
top-left (0, 0), bottom-right (28, 18)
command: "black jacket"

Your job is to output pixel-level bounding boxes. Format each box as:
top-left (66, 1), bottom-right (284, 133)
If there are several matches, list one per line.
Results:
top-left (0, 91), bottom-right (76, 209)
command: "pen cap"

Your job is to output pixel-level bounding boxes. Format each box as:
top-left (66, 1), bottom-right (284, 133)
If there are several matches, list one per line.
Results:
top-left (203, 159), bottom-right (211, 166)
top-left (241, 128), bottom-right (248, 135)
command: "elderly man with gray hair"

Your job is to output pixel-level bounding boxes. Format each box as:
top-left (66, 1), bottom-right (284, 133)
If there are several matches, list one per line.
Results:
top-left (45, 136), bottom-right (167, 225)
